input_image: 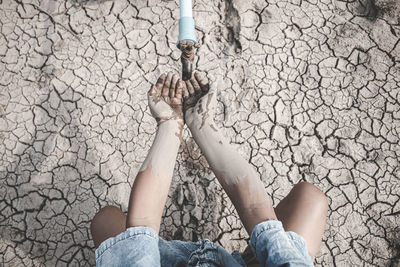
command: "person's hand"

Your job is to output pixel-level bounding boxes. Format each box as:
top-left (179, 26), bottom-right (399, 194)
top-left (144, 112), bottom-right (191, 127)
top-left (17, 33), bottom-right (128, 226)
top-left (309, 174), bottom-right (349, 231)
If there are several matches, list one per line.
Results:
top-left (183, 72), bottom-right (217, 128)
top-left (148, 73), bottom-right (184, 126)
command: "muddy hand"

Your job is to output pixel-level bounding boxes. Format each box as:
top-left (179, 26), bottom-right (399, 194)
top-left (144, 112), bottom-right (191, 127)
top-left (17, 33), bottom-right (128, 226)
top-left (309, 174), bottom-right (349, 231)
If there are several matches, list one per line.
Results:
top-left (183, 72), bottom-right (216, 128)
top-left (148, 72), bottom-right (184, 125)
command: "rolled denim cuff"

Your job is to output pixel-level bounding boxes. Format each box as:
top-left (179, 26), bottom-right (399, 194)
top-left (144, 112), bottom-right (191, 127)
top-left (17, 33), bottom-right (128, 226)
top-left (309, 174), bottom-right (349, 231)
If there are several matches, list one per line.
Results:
top-left (250, 220), bottom-right (314, 267)
top-left (96, 226), bottom-right (160, 267)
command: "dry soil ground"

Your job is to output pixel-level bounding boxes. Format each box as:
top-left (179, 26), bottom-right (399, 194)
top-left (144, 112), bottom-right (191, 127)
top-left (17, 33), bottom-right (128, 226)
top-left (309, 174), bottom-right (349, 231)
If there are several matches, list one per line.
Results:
top-left (0, 0), bottom-right (399, 266)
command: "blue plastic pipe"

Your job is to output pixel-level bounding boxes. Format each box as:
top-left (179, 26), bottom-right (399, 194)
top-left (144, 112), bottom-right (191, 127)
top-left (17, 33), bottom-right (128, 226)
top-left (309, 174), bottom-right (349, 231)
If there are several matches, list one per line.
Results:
top-left (180, 0), bottom-right (192, 17)
top-left (178, 0), bottom-right (196, 47)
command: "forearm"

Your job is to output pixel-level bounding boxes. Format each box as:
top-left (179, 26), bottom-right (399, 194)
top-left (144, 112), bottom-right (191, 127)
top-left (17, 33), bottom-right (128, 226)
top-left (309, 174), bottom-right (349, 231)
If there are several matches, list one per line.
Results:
top-left (189, 119), bottom-right (277, 234)
top-left (126, 121), bottom-right (182, 232)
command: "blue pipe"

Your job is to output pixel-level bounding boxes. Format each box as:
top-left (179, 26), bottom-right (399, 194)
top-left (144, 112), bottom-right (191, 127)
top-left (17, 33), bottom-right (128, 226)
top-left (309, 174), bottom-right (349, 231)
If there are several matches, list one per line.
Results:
top-left (180, 0), bottom-right (192, 17)
top-left (177, 0), bottom-right (196, 48)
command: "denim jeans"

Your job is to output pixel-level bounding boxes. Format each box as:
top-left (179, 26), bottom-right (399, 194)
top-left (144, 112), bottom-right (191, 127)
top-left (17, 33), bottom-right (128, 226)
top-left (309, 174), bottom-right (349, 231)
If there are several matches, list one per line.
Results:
top-left (95, 220), bottom-right (313, 266)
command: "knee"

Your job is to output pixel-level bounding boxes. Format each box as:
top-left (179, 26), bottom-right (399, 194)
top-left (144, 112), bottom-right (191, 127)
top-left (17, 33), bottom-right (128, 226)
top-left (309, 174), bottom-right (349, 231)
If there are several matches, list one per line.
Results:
top-left (91, 205), bottom-right (123, 229)
top-left (293, 182), bottom-right (328, 211)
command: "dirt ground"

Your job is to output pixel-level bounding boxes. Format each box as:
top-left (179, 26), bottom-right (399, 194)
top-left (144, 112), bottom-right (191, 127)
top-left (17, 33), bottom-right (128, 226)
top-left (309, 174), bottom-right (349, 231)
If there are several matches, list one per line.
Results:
top-left (0, 0), bottom-right (399, 266)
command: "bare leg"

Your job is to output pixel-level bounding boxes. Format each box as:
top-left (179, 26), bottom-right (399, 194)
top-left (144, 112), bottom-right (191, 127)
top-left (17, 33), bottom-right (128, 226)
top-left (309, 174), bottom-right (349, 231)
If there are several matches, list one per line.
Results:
top-left (90, 206), bottom-right (126, 248)
top-left (275, 182), bottom-right (328, 258)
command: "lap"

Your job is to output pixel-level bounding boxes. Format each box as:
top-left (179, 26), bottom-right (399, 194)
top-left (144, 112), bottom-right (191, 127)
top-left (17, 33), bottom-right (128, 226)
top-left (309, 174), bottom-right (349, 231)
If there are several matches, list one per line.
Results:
top-left (95, 220), bottom-right (313, 267)
top-left (96, 226), bottom-right (246, 267)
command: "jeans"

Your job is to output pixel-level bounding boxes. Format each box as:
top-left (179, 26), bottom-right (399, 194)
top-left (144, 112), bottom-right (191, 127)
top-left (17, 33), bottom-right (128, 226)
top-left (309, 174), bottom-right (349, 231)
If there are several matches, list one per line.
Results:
top-left (95, 220), bottom-right (314, 266)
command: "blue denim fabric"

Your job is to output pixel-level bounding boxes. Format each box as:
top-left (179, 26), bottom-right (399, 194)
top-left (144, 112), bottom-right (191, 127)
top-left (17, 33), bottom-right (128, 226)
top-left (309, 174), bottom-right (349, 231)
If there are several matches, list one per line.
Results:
top-left (96, 227), bottom-right (160, 267)
top-left (96, 220), bottom-right (313, 267)
top-left (250, 220), bottom-right (314, 267)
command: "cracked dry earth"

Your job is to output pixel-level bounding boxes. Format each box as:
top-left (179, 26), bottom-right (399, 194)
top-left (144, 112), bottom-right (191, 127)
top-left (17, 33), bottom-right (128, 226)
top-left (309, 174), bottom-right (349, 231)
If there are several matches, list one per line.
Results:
top-left (0, 0), bottom-right (399, 266)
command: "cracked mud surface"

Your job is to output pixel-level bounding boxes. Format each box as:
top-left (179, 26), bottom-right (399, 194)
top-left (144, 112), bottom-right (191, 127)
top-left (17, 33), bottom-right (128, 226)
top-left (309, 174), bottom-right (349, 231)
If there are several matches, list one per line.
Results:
top-left (1, 0), bottom-right (399, 266)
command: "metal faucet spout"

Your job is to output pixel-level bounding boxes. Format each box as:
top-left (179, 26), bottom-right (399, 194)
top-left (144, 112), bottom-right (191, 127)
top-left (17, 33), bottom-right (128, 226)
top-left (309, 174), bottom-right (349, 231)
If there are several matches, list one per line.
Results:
top-left (179, 40), bottom-right (195, 81)
top-left (181, 58), bottom-right (193, 81)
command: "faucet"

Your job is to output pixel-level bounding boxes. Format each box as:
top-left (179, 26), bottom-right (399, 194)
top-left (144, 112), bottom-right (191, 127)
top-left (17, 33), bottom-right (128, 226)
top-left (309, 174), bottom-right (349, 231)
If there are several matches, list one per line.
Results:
top-left (178, 0), bottom-right (197, 81)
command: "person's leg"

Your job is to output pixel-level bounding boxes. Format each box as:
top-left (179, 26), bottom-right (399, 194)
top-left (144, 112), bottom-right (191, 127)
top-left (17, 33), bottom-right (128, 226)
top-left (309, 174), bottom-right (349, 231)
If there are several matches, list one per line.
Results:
top-left (275, 182), bottom-right (328, 258)
top-left (90, 205), bottom-right (126, 248)
top-left (91, 206), bottom-right (161, 267)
